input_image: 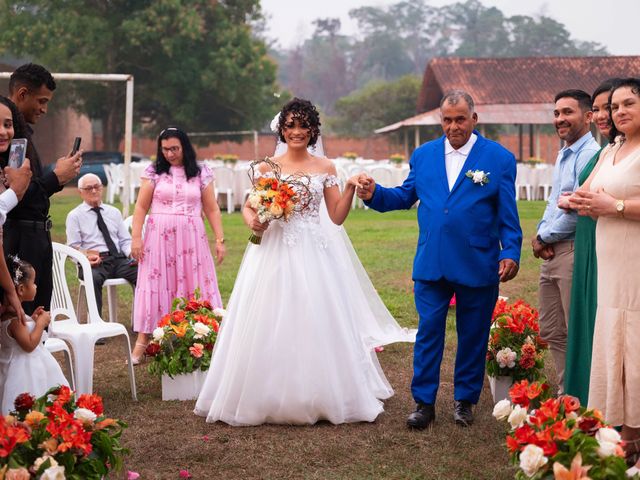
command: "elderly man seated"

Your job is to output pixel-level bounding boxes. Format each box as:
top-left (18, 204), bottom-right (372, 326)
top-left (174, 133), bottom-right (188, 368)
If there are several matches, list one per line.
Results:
top-left (66, 173), bottom-right (137, 317)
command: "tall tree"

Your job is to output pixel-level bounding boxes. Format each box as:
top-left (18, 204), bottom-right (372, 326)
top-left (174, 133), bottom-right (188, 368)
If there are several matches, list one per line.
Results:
top-left (329, 75), bottom-right (421, 137)
top-left (0, 0), bottom-right (280, 148)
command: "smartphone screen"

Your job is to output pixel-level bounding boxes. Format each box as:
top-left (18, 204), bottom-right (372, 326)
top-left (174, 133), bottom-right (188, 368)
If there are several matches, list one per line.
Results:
top-left (71, 136), bottom-right (82, 155)
top-left (8, 139), bottom-right (27, 168)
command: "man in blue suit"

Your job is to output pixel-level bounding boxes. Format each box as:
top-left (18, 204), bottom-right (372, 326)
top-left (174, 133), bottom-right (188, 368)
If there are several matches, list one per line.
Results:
top-left (358, 90), bottom-right (522, 428)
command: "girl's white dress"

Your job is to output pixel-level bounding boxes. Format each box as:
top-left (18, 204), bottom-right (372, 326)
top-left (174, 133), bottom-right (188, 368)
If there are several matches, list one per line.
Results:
top-left (195, 173), bottom-right (415, 426)
top-left (0, 316), bottom-right (69, 413)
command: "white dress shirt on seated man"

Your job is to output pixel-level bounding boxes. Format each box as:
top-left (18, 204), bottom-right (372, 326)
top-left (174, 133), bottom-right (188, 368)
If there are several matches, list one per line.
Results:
top-left (66, 202), bottom-right (132, 256)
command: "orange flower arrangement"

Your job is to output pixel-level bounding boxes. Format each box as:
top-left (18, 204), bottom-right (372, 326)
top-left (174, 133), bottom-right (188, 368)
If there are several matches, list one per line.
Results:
top-left (246, 157), bottom-right (311, 244)
top-left (147, 289), bottom-right (224, 378)
top-left (492, 380), bottom-right (631, 479)
top-left (0, 386), bottom-right (127, 479)
top-left (486, 299), bottom-right (548, 382)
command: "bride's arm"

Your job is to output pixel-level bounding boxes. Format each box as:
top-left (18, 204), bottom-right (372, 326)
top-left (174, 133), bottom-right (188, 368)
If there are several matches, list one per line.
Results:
top-left (324, 164), bottom-right (358, 225)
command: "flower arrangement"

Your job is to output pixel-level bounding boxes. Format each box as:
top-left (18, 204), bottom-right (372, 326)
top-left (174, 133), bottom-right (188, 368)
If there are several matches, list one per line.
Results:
top-left (246, 157), bottom-right (311, 245)
top-left (0, 386), bottom-right (127, 479)
top-left (486, 299), bottom-right (547, 382)
top-left (389, 153), bottom-right (405, 165)
top-left (493, 380), bottom-right (632, 479)
top-left (523, 157), bottom-right (545, 167)
top-left (342, 151), bottom-right (358, 160)
top-left (146, 290), bottom-right (225, 378)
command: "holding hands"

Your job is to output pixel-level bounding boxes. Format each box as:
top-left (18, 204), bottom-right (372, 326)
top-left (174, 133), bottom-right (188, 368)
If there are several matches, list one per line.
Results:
top-left (351, 173), bottom-right (375, 201)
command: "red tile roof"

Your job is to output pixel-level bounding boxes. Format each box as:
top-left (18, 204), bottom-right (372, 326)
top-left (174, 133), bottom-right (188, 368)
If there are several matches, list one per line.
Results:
top-left (417, 56), bottom-right (640, 112)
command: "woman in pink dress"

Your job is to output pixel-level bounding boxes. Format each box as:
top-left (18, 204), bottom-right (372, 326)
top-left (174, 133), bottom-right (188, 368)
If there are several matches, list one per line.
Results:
top-left (130, 127), bottom-right (225, 363)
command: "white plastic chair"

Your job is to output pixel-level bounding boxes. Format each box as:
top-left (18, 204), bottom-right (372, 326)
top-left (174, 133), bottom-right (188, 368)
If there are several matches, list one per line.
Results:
top-left (44, 337), bottom-right (76, 390)
top-left (535, 167), bottom-right (554, 201)
top-left (368, 166), bottom-right (395, 188)
top-left (102, 164), bottom-right (119, 203)
top-left (234, 166), bottom-right (253, 207)
top-left (50, 242), bottom-right (137, 398)
top-left (213, 166), bottom-right (235, 214)
top-left (516, 164), bottom-right (533, 201)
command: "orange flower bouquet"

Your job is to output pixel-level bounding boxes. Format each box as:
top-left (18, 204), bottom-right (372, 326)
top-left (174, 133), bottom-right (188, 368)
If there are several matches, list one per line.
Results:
top-left (486, 299), bottom-right (548, 383)
top-left (492, 380), bottom-right (632, 479)
top-left (246, 158), bottom-right (311, 245)
top-left (0, 386), bottom-right (127, 479)
top-left (146, 290), bottom-right (224, 379)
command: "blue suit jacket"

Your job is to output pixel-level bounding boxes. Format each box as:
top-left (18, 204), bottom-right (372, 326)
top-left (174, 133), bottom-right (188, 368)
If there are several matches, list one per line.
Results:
top-left (368, 133), bottom-right (522, 288)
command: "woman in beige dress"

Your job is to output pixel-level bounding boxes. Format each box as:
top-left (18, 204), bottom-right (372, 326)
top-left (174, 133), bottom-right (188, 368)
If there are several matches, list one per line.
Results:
top-left (570, 78), bottom-right (640, 475)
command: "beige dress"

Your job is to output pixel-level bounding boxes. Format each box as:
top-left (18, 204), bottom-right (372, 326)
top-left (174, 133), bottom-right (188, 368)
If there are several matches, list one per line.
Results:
top-left (588, 142), bottom-right (640, 427)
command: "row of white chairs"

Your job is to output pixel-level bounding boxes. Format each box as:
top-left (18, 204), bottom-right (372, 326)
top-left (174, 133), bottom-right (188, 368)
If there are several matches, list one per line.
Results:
top-left (516, 164), bottom-right (554, 201)
top-left (102, 162), bottom-right (151, 204)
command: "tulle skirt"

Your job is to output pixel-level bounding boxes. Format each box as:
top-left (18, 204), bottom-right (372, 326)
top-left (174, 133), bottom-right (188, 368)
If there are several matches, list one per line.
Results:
top-left (194, 218), bottom-right (397, 425)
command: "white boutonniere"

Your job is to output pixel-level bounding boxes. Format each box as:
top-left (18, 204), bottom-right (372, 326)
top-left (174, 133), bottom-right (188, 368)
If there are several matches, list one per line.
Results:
top-left (466, 169), bottom-right (490, 186)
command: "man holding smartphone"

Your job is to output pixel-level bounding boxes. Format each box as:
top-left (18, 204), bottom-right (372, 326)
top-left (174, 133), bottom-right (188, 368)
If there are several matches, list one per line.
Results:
top-left (3, 63), bottom-right (83, 314)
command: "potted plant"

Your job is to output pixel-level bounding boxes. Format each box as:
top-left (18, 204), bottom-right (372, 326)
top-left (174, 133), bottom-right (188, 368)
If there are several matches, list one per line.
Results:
top-left (486, 299), bottom-right (547, 403)
top-left (342, 151), bottom-right (358, 161)
top-left (492, 380), bottom-right (633, 479)
top-left (146, 290), bottom-right (224, 400)
top-left (389, 153), bottom-right (405, 166)
top-left (0, 386), bottom-right (128, 479)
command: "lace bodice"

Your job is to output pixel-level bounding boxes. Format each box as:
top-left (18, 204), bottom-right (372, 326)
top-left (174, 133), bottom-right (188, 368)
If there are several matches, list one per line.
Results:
top-left (260, 172), bottom-right (339, 246)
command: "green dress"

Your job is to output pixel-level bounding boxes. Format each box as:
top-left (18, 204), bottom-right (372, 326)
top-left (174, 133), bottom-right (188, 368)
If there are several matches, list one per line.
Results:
top-left (564, 148), bottom-right (602, 404)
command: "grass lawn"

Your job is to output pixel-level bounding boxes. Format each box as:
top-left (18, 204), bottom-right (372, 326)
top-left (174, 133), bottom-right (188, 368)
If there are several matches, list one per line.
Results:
top-left (46, 188), bottom-right (548, 479)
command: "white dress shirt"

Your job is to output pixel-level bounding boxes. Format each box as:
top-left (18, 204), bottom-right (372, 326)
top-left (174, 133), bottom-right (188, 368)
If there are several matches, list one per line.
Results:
top-left (0, 188), bottom-right (18, 226)
top-left (444, 133), bottom-right (477, 191)
top-left (66, 202), bottom-right (132, 256)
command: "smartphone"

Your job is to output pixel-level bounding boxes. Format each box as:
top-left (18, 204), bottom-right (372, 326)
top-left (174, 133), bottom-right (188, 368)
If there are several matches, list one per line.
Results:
top-left (8, 139), bottom-right (27, 168)
top-left (71, 136), bottom-right (82, 156)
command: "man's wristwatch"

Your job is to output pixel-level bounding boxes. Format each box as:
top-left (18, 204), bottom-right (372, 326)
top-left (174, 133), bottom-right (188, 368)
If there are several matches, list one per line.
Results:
top-left (615, 199), bottom-right (625, 218)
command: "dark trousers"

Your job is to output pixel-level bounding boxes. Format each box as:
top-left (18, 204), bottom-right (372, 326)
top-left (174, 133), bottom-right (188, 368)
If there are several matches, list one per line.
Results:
top-left (412, 279), bottom-right (499, 405)
top-left (3, 226), bottom-right (53, 315)
top-left (80, 255), bottom-right (138, 316)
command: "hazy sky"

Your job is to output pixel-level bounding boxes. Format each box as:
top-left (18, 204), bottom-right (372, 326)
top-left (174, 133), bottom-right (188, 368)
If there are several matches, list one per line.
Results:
top-left (261, 0), bottom-right (639, 55)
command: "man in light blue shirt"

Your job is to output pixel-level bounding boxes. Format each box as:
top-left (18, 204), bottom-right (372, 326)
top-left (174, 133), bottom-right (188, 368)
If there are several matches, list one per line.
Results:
top-left (532, 89), bottom-right (600, 393)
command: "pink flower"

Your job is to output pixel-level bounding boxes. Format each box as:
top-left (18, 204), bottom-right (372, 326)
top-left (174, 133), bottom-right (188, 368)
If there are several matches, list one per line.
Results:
top-left (189, 343), bottom-right (204, 358)
top-left (374, 346), bottom-right (384, 353)
top-left (179, 469), bottom-right (192, 478)
top-left (127, 471), bottom-right (140, 480)
top-left (202, 435), bottom-right (210, 441)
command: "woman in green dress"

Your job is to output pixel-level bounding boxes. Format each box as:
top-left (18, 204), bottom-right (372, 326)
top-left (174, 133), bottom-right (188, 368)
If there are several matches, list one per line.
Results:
top-left (562, 78), bottom-right (620, 404)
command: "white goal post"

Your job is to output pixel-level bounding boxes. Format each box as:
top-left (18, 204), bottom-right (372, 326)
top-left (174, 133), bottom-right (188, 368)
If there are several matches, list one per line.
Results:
top-left (0, 72), bottom-right (135, 215)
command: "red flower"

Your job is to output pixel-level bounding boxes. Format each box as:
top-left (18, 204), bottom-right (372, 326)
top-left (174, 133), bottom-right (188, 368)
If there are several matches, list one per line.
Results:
top-left (551, 420), bottom-right (574, 441)
top-left (518, 355), bottom-right (536, 370)
top-left (561, 395), bottom-right (581, 414)
top-left (506, 435), bottom-right (520, 453)
top-left (145, 343), bottom-right (161, 356)
top-left (13, 393), bottom-right (35, 412)
top-left (185, 300), bottom-right (200, 312)
top-left (577, 416), bottom-right (601, 434)
top-left (158, 314), bottom-right (172, 327)
top-left (0, 416), bottom-right (30, 457)
top-left (54, 386), bottom-right (73, 406)
top-left (205, 343), bottom-right (214, 351)
top-left (77, 393), bottom-right (104, 416)
top-left (539, 398), bottom-right (560, 420)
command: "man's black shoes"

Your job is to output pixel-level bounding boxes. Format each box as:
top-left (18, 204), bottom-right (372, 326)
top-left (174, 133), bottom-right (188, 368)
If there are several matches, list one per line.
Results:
top-left (407, 403), bottom-right (435, 429)
top-left (453, 400), bottom-right (474, 427)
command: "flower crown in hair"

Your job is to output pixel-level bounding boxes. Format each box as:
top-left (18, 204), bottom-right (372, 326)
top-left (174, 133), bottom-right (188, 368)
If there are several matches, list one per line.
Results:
top-left (270, 113), bottom-right (280, 134)
top-left (8, 254), bottom-right (24, 287)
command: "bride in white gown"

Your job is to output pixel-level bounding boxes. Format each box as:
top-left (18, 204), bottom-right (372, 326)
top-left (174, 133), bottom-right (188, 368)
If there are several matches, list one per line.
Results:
top-left (194, 98), bottom-right (415, 426)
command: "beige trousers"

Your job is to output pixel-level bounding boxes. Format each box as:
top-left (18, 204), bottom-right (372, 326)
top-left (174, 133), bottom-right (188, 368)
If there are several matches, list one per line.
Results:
top-left (538, 240), bottom-right (574, 392)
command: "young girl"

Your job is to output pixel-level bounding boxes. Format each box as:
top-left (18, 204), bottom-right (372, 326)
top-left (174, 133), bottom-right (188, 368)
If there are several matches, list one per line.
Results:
top-left (0, 256), bottom-right (68, 413)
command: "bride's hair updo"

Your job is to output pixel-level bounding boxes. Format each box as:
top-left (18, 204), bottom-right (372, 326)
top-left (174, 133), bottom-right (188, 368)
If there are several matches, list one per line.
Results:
top-left (277, 98), bottom-right (321, 147)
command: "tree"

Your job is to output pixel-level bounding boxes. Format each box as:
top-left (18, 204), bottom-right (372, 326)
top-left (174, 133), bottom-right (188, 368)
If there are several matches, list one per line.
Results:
top-left (329, 75), bottom-right (421, 137)
top-left (0, 0), bottom-right (280, 149)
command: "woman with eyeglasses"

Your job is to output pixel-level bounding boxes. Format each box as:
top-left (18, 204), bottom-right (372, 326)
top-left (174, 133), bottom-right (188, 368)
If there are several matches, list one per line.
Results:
top-left (129, 128), bottom-right (225, 364)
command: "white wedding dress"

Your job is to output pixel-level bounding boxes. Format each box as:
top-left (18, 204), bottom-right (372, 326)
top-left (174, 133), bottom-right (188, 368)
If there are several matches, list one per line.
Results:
top-left (194, 172), bottom-right (414, 426)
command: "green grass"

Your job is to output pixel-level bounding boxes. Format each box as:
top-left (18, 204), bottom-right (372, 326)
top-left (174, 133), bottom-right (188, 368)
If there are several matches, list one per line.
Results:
top-left (48, 188), bottom-right (548, 479)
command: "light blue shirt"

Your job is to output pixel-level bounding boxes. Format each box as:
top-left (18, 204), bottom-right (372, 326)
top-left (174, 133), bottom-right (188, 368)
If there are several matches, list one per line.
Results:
top-left (537, 131), bottom-right (600, 243)
top-left (66, 202), bottom-right (132, 256)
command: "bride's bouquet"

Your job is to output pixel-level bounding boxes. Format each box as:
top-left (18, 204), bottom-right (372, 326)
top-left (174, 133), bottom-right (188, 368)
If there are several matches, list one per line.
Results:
top-left (246, 158), bottom-right (311, 244)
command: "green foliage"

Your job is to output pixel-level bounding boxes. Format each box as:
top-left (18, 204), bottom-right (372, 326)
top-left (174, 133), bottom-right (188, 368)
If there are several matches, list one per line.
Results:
top-left (0, 0), bottom-right (280, 148)
top-left (329, 75), bottom-right (421, 137)
top-left (274, 0), bottom-right (608, 115)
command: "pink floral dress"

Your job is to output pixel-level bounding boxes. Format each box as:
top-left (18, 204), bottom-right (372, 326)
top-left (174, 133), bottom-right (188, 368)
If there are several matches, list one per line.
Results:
top-left (133, 164), bottom-right (222, 333)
